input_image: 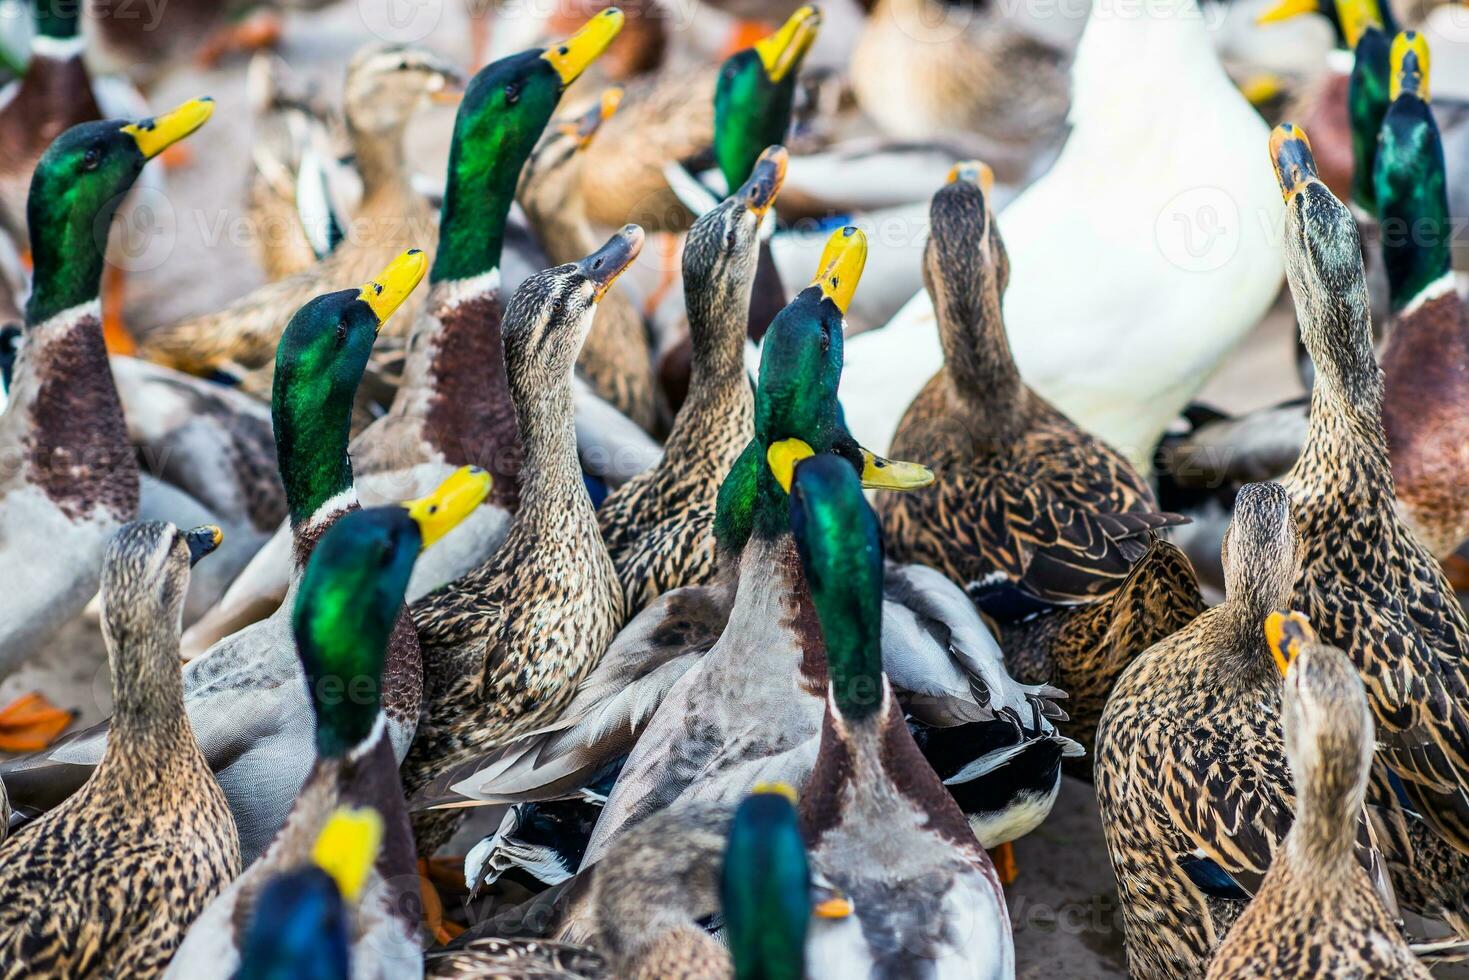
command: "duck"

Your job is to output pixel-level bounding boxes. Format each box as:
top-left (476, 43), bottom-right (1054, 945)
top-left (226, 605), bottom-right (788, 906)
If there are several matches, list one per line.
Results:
top-left (243, 51), bottom-right (343, 283)
top-left (403, 226), bottom-right (643, 860)
top-left (0, 98), bottom-right (212, 751)
top-left (0, 520), bottom-right (240, 976)
top-left (1272, 122), bottom-right (1469, 860)
top-left (841, 0), bottom-right (1285, 471)
top-left (232, 807), bottom-right (381, 980)
top-left (596, 144), bottom-right (783, 618)
top-left (134, 42), bottom-right (460, 379)
top-left (84, 0), bottom-right (297, 87)
top-left (166, 484), bottom-right (491, 976)
top-left (1094, 486), bottom-right (1312, 979)
top-left (177, 19), bottom-right (625, 657)
top-left (849, 0), bottom-right (1074, 184)
top-left (519, 86), bottom-right (662, 434)
top-left (792, 454), bottom-right (1012, 978)
top-left (876, 162), bottom-right (1204, 762)
top-left (429, 227), bottom-right (1068, 879)
top-left (1374, 31), bottom-right (1469, 558)
top-left (0, 252), bottom-right (432, 863)
top-left (0, 0), bottom-right (102, 251)
top-left (1205, 615), bottom-right (1433, 980)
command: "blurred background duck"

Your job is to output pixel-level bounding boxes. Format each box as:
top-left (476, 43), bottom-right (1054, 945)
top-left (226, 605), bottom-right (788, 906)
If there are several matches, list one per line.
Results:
top-left (0, 101), bottom-right (211, 753)
top-left (843, 0), bottom-right (1284, 470)
top-left (876, 163), bottom-right (1203, 765)
top-left (1204, 616), bottom-right (1434, 980)
top-left (0, 521), bottom-right (239, 977)
top-left (168, 494), bottom-right (486, 970)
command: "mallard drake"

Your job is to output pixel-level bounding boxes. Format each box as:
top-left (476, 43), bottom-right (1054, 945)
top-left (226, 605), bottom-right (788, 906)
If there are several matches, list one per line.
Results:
top-left (1273, 123), bottom-right (1469, 857)
top-left (167, 484), bottom-right (490, 976)
top-left (135, 43), bottom-right (459, 379)
top-left (596, 145), bottom-right (783, 618)
top-left (576, 5), bottom-right (818, 233)
top-left (519, 87), bottom-right (662, 434)
top-left (1375, 32), bottom-right (1469, 558)
top-left (243, 51), bottom-right (342, 283)
top-left (792, 454), bottom-right (1012, 977)
top-left (0, 0), bottom-right (101, 251)
top-left (1205, 615), bottom-right (1433, 980)
top-left (0, 252), bottom-right (431, 862)
top-left (1095, 485), bottom-right (1311, 979)
top-left (404, 226), bottom-right (643, 857)
top-left (876, 162), bottom-right (1203, 762)
top-left (849, 0), bottom-right (1072, 184)
top-left (232, 807), bottom-right (380, 980)
top-left (178, 20), bottom-right (624, 657)
top-left (842, 0), bottom-right (1285, 470)
top-left (0, 520), bottom-right (239, 976)
top-left (0, 99), bottom-right (211, 750)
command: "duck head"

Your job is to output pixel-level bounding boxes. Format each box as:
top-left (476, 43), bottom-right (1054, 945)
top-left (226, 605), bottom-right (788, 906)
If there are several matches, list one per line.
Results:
top-left (501, 224), bottom-right (643, 402)
top-left (32, 0), bottom-right (82, 44)
top-left (1348, 25), bottom-right (1391, 212)
top-left (723, 785), bottom-right (812, 980)
top-left (273, 249), bottom-right (427, 526)
top-left (1220, 482), bottom-right (1301, 628)
top-left (1375, 31), bottom-right (1451, 310)
top-left (343, 43), bottom-right (464, 136)
top-left (433, 9), bottom-right (624, 284)
top-left (713, 5), bottom-right (819, 195)
top-left (26, 99), bottom-right (214, 326)
top-left (519, 86), bottom-right (624, 218)
top-left (293, 466), bottom-right (489, 757)
top-left (715, 225), bottom-right (932, 552)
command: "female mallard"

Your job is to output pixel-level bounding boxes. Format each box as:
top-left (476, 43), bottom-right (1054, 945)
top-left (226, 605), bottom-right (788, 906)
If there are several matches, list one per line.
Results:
top-left (1272, 122), bottom-right (1469, 856)
top-left (0, 252), bottom-right (432, 864)
top-left (1206, 615), bottom-right (1433, 980)
top-left (520, 87), bottom-right (662, 435)
top-left (876, 162), bottom-right (1203, 761)
top-left (793, 455), bottom-right (1012, 978)
top-left (404, 226), bottom-right (643, 857)
top-left (1095, 484), bottom-right (1313, 979)
top-left (596, 145), bottom-right (784, 618)
top-left (135, 43), bottom-right (460, 378)
top-left (168, 485), bottom-right (490, 974)
top-left (178, 20), bottom-right (623, 656)
top-left (0, 521), bottom-right (239, 977)
top-left (0, 100), bottom-right (212, 749)
top-left (1375, 32), bottom-right (1469, 558)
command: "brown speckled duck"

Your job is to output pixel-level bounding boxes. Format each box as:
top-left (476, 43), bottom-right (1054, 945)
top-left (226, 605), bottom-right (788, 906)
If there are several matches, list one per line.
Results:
top-left (1272, 122), bottom-right (1469, 856)
top-left (0, 521), bottom-right (240, 978)
top-left (876, 162), bottom-right (1202, 762)
top-left (1206, 615), bottom-right (1432, 980)
top-left (404, 226), bottom-right (642, 857)
top-left (596, 145), bottom-right (783, 618)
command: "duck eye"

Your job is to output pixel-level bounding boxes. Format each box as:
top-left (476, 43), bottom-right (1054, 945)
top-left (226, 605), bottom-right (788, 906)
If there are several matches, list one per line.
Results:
top-left (725, 229), bottom-right (736, 247)
top-left (504, 82), bottom-right (521, 105)
top-left (335, 321), bottom-right (349, 346)
top-left (83, 147), bottom-right (101, 171)
top-left (819, 326), bottom-right (831, 353)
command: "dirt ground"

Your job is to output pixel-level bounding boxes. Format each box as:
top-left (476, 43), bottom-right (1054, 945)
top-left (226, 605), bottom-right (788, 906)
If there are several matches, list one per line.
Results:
top-left (0, 3), bottom-right (1453, 979)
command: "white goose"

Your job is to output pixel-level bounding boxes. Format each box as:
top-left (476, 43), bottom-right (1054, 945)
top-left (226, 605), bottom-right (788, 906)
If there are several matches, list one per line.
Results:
top-left (841, 0), bottom-right (1284, 472)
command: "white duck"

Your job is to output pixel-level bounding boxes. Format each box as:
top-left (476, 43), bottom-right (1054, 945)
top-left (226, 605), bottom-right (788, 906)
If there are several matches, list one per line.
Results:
top-left (841, 0), bottom-right (1285, 472)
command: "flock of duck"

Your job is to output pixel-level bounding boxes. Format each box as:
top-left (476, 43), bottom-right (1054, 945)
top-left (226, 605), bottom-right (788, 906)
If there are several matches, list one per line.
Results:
top-left (0, 0), bottom-right (1467, 976)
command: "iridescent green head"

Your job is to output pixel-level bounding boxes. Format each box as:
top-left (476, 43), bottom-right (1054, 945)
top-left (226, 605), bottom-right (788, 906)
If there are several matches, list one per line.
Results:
top-left (432, 10), bottom-right (623, 284)
top-left (713, 6), bottom-right (819, 195)
top-left (790, 454), bottom-right (885, 721)
top-left (235, 867), bottom-right (351, 980)
top-left (1348, 26), bottom-right (1390, 212)
top-left (26, 99), bottom-right (213, 326)
top-left (273, 250), bottom-right (427, 526)
top-left (723, 785), bottom-right (811, 980)
top-left (1375, 31), bottom-right (1450, 309)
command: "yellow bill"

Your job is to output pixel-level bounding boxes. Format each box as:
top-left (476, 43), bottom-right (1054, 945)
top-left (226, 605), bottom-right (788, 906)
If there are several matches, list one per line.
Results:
top-left (404, 465), bottom-right (493, 549)
top-left (753, 781), bottom-right (798, 804)
top-left (559, 87), bottom-right (624, 149)
top-left (1256, 0), bottom-right (1318, 25)
top-left (811, 226), bottom-right (867, 315)
top-left (543, 8), bottom-right (625, 85)
top-left (1264, 610), bottom-right (1314, 677)
top-left (359, 248), bottom-right (428, 329)
top-left (1338, 0), bottom-right (1383, 48)
top-left (814, 894), bottom-right (855, 919)
top-left (754, 5), bottom-right (821, 83)
top-left (123, 97), bottom-right (215, 160)
top-left (767, 438), bottom-right (815, 493)
top-left (1391, 30), bottom-right (1430, 101)
top-left (311, 806), bottom-right (384, 903)
top-left (860, 447), bottom-right (934, 491)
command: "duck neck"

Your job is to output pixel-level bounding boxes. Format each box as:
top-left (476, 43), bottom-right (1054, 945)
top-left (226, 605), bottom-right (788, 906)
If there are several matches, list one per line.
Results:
top-left (430, 129), bottom-right (516, 286)
top-left (346, 115), bottom-right (412, 201)
top-left (106, 622), bottom-right (194, 754)
top-left (274, 387), bottom-right (355, 532)
top-left (666, 265), bottom-right (756, 457)
top-left (937, 268), bottom-right (1026, 439)
top-left (508, 366), bottom-right (584, 528)
top-left (1284, 759), bottom-right (1363, 880)
top-left (1297, 302), bottom-right (1392, 496)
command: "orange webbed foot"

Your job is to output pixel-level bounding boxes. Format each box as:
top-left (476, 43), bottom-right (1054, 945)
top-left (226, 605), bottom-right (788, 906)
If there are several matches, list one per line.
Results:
top-left (0, 691), bottom-right (75, 753)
